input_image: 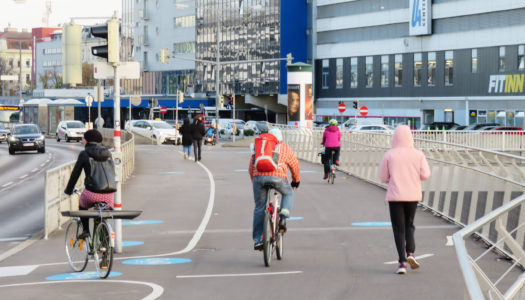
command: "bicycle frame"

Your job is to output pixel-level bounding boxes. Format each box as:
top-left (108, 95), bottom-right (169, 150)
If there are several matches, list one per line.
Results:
top-left (266, 189), bottom-right (280, 242)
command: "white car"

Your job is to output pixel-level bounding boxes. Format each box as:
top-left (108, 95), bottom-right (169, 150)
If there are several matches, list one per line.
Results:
top-left (128, 120), bottom-right (182, 144)
top-left (347, 124), bottom-right (395, 132)
top-left (56, 121), bottom-right (86, 142)
top-left (224, 120), bottom-right (246, 136)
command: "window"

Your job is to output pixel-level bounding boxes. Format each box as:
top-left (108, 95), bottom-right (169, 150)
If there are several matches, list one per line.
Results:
top-left (428, 52), bottom-right (436, 86)
top-left (321, 60), bottom-right (329, 89)
top-left (335, 59), bottom-right (343, 88)
top-left (499, 46), bottom-right (505, 72)
top-left (394, 54), bottom-right (402, 87)
top-left (173, 42), bottom-right (195, 54)
top-left (471, 49), bottom-right (478, 73)
top-left (519, 45), bottom-right (524, 71)
top-left (413, 53), bottom-right (423, 87)
top-left (174, 15), bottom-right (195, 28)
top-left (26, 60), bottom-right (30, 68)
top-left (350, 57), bottom-right (357, 88)
top-left (381, 55), bottom-right (389, 87)
top-left (445, 51), bottom-right (454, 86)
top-left (365, 56), bottom-right (373, 88)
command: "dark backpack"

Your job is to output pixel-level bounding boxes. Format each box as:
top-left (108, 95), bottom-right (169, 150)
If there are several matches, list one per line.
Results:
top-left (87, 157), bottom-right (117, 193)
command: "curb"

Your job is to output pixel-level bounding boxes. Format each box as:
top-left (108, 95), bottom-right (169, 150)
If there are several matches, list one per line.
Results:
top-left (0, 230), bottom-right (44, 264)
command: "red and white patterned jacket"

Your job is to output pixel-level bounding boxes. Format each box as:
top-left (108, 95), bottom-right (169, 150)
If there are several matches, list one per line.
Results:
top-left (248, 143), bottom-right (301, 183)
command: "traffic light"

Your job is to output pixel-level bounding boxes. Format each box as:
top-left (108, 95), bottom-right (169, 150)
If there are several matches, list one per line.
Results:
top-left (90, 18), bottom-right (120, 64)
top-left (218, 95), bottom-right (224, 108)
top-left (62, 22), bottom-right (82, 86)
top-left (160, 48), bottom-right (170, 64)
top-left (178, 91), bottom-right (184, 103)
top-left (353, 100), bottom-right (359, 109)
top-left (229, 97), bottom-right (233, 106)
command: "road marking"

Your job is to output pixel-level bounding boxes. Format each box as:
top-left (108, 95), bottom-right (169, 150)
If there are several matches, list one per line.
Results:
top-left (122, 258), bottom-right (191, 265)
top-left (1, 182), bottom-right (13, 188)
top-left (0, 280), bottom-right (164, 300)
top-left (176, 271), bottom-right (303, 279)
top-left (158, 171), bottom-right (185, 175)
top-left (0, 265), bottom-right (38, 278)
top-left (46, 272), bottom-right (122, 280)
top-left (31, 168), bottom-right (39, 173)
top-left (0, 237), bottom-right (28, 242)
top-left (39, 163), bottom-right (45, 167)
top-left (351, 222), bottom-right (391, 227)
top-left (384, 254), bottom-right (435, 265)
top-left (446, 235), bottom-right (454, 246)
top-left (18, 174), bottom-right (28, 179)
top-left (233, 169), bottom-right (248, 172)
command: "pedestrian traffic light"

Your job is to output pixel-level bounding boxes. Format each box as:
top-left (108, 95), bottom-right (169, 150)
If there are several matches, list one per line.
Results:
top-left (229, 96), bottom-right (233, 106)
top-left (90, 18), bottom-right (120, 64)
top-left (353, 100), bottom-right (359, 109)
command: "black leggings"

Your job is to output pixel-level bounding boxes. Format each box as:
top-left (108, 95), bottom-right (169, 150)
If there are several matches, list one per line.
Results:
top-left (388, 201), bottom-right (418, 263)
top-left (323, 147), bottom-right (340, 174)
top-left (193, 139), bottom-right (202, 160)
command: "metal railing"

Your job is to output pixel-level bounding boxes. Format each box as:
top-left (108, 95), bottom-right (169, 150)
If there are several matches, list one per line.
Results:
top-left (44, 130), bottom-right (135, 239)
top-left (277, 126), bottom-right (525, 299)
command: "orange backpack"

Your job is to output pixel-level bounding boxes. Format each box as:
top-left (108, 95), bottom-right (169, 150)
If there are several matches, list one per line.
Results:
top-left (253, 133), bottom-right (280, 172)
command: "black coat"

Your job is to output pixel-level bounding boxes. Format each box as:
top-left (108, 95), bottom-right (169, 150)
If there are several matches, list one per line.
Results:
top-left (179, 123), bottom-right (193, 146)
top-left (190, 119), bottom-right (206, 140)
top-left (64, 143), bottom-right (112, 195)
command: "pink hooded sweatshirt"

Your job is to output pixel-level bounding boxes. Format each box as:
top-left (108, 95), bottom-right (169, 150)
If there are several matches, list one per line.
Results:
top-left (322, 125), bottom-right (341, 147)
top-left (379, 125), bottom-right (431, 202)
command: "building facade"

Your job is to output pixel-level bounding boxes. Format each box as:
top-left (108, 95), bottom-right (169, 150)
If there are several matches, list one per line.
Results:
top-left (0, 28), bottom-right (32, 96)
top-left (314, 0), bottom-right (525, 128)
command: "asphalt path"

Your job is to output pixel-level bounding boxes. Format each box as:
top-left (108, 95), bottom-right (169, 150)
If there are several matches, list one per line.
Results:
top-left (0, 139), bottom-right (83, 250)
top-left (0, 143), bottom-right (516, 299)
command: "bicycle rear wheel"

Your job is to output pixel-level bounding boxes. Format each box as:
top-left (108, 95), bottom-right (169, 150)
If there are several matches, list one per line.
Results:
top-left (330, 172), bottom-right (335, 184)
top-left (275, 214), bottom-right (283, 260)
top-left (94, 221), bottom-right (113, 278)
top-left (263, 213), bottom-right (273, 267)
top-left (64, 220), bottom-right (88, 272)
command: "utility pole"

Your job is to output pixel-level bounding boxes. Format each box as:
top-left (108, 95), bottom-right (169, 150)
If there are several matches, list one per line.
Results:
top-left (19, 41), bottom-right (24, 123)
top-left (215, 12), bottom-right (220, 130)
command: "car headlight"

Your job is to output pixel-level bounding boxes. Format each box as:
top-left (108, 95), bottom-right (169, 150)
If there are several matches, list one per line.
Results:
top-left (9, 136), bottom-right (19, 142)
top-left (36, 135), bottom-right (45, 141)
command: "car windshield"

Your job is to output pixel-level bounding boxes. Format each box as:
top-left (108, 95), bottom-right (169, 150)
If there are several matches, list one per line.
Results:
top-left (14, 125), bottom-right (39, 134)
top-left (66, 122), bottom-right (84, 128)
top-left (152, 122), bottom-right (173, 129)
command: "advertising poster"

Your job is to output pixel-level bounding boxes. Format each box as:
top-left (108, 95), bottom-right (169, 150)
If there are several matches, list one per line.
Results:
top-left (287, 84), bottom-right (300, 122)
top-left (305, 84), bottom-right (313, 120)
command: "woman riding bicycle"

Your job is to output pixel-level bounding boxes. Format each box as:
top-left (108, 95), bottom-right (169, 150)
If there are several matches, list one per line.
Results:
top-left (64, 129), bottom-right (115, 239)
top-left (322, 119), bottom-right (341, 180)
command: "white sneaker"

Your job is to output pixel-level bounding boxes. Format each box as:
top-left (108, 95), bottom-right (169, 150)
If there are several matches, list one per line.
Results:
top-left (407, 254), bottom-right (420, 269)
top-left (396, 262), bottom-right (407, 274)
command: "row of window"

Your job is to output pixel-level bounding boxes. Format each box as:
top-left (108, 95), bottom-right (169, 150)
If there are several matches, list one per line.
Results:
top-left (42, 48), bottom-right (61, 55)
top-left (323, 51), bottom-right (453, 89)
top-left (173, 42), bottom-right (195, 54)
top-left (498, 45), bottom-right (525, 72)
top-left (174, 15), bottom-right (195, 28)
top-left (6, 59), bottom-right (31, 68)
top-left (42, 60), bottom-right (61, 67)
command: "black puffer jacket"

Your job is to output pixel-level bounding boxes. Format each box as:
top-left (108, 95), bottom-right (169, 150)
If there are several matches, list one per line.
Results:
top-left (64, 143), bottom-right (112, 195)
top-left (179, 119), bottom-right (193, 146)
top-left (190, 119), bottom-right (206, 140)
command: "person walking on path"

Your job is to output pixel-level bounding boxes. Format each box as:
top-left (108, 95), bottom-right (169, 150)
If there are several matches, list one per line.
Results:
top-left (190, 114), bottom-right (206, 162)
top-left (322, 119), bottom-right (341, 180)
top-left (379, 125), bottom-right (431, 275)
top-left (179, 118), bottom-right (193, 160)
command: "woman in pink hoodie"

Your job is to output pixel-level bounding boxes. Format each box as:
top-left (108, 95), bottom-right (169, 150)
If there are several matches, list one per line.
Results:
top-left (322, 119), bottom-right (341, 180)
top-left (379, 125), bottom-right (431, 275)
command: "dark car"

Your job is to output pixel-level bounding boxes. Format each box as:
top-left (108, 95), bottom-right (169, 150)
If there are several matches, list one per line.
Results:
top-left (0, 123), bottom-right (10, 143)
top-left (421, 122), bottom-right (461, 130)
top-left (8, 124), bottom-right (46, 155)
top-left (464, 123), bottom-right (501, 130)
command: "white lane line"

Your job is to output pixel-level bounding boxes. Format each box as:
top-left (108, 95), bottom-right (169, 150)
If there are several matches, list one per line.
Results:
top-left (446, 235), bottom-right (454, 246)
top-left (176, 271), bottom-right (303, 279)
top-left (0, 265), bottom-right (38, 278)
top-left (39, 163), bottom-right (45, 167)
top-left (0, 280), bottom-right (164, 299)
top-left (384, 253), bottom-right (435, 265)
top-left (1, 182), bottom-right (13, 188)
top-left (31, 168), bottom-right (39, 172)
top-left (18, 175), bottom-right (28, 179)
top-left (0, 237), bottom-right (28, 242)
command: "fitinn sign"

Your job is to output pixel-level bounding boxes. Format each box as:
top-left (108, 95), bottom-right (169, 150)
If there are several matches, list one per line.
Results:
top-left (488, 74), bottom-right (525, 94)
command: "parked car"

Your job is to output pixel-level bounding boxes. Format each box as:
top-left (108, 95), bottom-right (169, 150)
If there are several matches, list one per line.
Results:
top-left (224, 120), bottom-right (246, 136)
top-left (245, 120), bottom-right (270, 135)
top-left (0, 123), bottom-right (10, 143)
top-left (8, 124), bottom-right (45, 154)
top-left (347, 124), bottom-right (395, 132)
top-left (56, 120), bottom-right (86, 142)
top-left (464, 123), bottom-right (501, 130)
top-left (127, 120), bottom-right (182, 144)
top-left (421, 122), bottom-right (461, 130)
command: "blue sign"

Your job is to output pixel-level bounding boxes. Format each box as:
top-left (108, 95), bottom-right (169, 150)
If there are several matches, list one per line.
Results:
top-left (300, 170), bottom-right (316, 174)
top-left (122, 220), bottom-right (163, 226)
top-left (46, 272), bottom-right (122, 281)
top-left (233, 169), bottom-right (248, 172)
top-left (122, 258), bottom-right (192, 265)
top-left (288, 217), bottom-right (304, 221)
top-left (351, 222), bottom-right (392, 227)
top-left (409, 0), bottom-right (431, 36)
top-left (122, 241), bottom-right (144, 247)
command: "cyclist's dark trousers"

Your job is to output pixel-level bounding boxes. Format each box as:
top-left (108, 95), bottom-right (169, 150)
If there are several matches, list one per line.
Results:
top-left (79, 206), bottom-right (89, 234)
top-left (323, 147), bottom-right (340, 174)
top-left (193, 138), bottom-right (202, 161)
top-left (389, 201), bottom-right (417, 263)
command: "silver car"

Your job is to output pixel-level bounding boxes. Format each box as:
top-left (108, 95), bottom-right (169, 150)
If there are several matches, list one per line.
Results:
top-left (56, 121), bottom-right (86, 142)
top-left (0, 123), bottom-right (10, 143)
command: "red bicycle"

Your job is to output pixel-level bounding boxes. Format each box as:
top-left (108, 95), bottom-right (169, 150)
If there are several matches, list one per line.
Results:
top-left (262, 183), bottom-right (284, 267)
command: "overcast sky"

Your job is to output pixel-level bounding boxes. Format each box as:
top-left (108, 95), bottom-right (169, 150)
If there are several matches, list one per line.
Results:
top-left (0, 0), bottom-right (121, 30)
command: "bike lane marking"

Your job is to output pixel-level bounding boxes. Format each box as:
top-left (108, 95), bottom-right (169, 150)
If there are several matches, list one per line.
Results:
top-left (46, 272), bottom-right (122, 280)
top-left (383, 254), bottom-right (435, 265)
top-left (0, 265), bottom-right (38, 277)
top-left (0, 280), bottom-right (164, 300)
top-left (176, 270), bottom-right (303, 279)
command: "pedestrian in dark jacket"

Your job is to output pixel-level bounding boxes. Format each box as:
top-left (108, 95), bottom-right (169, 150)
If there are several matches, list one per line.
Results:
top-left (64, 129), bottom-right (114, 238)
top-left (179, 118), bottom-right (193, 160)
top-left (190, 115), bottom-right (206, 162)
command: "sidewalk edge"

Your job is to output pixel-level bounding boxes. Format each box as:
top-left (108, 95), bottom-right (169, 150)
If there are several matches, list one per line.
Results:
top-left (0, 230), bottom-right (44, 263)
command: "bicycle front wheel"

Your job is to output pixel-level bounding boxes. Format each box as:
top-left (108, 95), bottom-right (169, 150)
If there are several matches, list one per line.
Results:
top-left (64, 220), bottom-right (88, 272)
top-left (263, 213), bottom-right (273, 267)
top-left (275, 215), bottom-right (283, 260)
top-left (94, 221), bottom-right (113, 279)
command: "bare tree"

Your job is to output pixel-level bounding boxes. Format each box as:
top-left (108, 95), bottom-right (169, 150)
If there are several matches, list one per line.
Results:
top-left (0, 57), bottom-right (14, 95)
top-left (81, 63), bottom-right (96, 87)
top-left (49, 67), bottom-right (62, 89)
top-left (39, 71), bottom-right (51, 89)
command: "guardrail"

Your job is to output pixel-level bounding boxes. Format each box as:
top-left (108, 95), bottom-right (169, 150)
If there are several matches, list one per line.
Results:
top-left (278, 126), bottom-right (525, 299)
top-left (44, 130), bottom-right (135, 239)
